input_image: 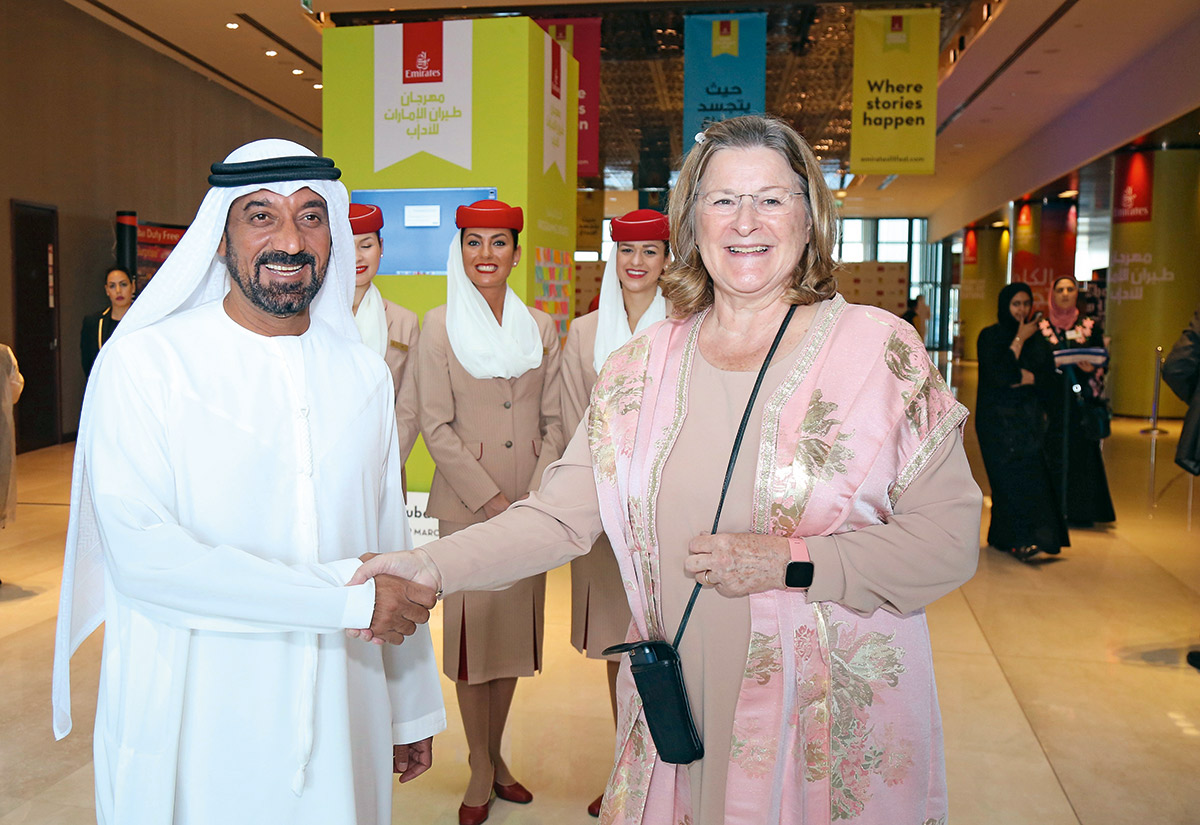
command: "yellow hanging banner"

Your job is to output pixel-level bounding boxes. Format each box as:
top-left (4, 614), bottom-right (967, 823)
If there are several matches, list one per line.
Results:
top-left (850, 8), bottom-right (939, 175)
top-left (711, 19), bottom-right (739, 57)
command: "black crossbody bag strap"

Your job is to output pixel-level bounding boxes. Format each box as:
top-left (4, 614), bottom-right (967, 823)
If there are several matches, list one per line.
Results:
top-left (670, 303), bottom-right (797, 650)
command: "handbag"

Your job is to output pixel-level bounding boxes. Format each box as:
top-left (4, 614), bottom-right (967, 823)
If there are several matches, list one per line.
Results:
top-left (603, 303), bottom-right (798, 765)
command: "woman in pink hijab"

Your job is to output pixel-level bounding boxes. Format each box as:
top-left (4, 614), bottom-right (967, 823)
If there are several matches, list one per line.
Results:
top-left (1035, 275), bottom-right (1115, 525)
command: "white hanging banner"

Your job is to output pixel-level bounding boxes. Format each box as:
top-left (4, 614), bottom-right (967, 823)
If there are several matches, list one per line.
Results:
top-left (543, 34), bottom-right (567, 180)
top-left (374, 20), bottom-right (473, 172)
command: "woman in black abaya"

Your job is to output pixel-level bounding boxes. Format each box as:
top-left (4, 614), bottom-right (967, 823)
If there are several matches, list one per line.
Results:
top-left (975, 282), bottom-right (1069, 560)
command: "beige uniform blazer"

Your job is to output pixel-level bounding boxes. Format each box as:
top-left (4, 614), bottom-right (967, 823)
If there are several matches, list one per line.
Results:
top-left (382, 299), bottom-right (421, 465)
top-left (417, 303), bottom-right (566, 682)
top-left (560, 311), bottom-right (631, 660)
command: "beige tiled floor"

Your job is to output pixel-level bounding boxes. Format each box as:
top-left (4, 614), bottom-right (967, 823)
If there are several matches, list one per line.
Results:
top-left (1, 361), bottom-right (1198, 824)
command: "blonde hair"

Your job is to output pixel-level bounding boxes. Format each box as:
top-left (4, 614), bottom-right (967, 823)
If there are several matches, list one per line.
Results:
top-left (662, 115), bottom-right (839, 316)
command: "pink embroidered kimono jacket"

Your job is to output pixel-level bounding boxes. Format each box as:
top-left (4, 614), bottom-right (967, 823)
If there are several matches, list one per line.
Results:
top-left (589, 296), bottom-right (968, 824)
top-left (424, 295), bottom-right (981, 825)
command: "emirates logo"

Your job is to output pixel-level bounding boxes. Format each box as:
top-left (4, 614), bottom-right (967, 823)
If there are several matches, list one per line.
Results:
top-left (1121, 185), bottom-right (1136, 210)
top-left (416, 51), bottom-right (430, 71)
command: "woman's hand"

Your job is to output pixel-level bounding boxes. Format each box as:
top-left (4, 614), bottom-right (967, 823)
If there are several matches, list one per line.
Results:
top-left (685, 533), bottom-right (790, 597)
top-left (482, 492), bottom-right (513, 519)
top-left (1014, 317), bottom-right (1039, 343)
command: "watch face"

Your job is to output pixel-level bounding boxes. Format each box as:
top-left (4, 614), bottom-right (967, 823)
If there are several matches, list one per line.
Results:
top-left (786, 561), bottom-right (814, 589)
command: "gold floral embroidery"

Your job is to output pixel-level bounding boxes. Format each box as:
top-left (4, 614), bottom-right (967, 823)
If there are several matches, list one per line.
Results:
top-left (730, 718), bottom-right (776, 778)
top-left (883, 330), bottom-right (922, 384)
top-left (744, 631), bottom-right (783, 685)
top-left (588, 335), bottom-right (653, 485)
top-left (754, 295), bottom-right (845, 533)
top-left (769, 389), bottom-right (855, 535)
top-left (799, 605), bottom-right (915, 820)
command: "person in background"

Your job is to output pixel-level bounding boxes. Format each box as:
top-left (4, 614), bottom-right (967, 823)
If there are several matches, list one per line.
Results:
top-left (975, 283), bottom-right (1068, 561)
top-left (81, 267), bottom-right (134, 378)
top-left (0, 343), bottom-right (23, 532)
top-left (1037, 275), bottom-right (1115, 525)
top-left (902, 294), bottom-right (927, 343)
top-left (415, 199), bottom-right (565, 825)
top-left (349, 203), bottom-right (421, 495)
top-left (560, 208), bottom-right (670, 817)
top-left (354, 115), bottom-right (981, 825)
top-left (1161, 304), bottom-right (1200, 672)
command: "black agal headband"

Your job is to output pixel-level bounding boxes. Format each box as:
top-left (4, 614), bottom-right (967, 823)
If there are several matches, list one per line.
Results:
top-left (208, 156), bottom-right (341, 187)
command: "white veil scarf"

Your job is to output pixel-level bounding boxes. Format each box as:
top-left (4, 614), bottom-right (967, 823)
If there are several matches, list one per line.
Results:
top-left (592, 251), bottom-right (667, 374)
top-left (444, 230), bottom-right (543, 380)
top-left (354, 282), bottom-right (389, 358)
top-left (52, 139), bottom-right (358, 739)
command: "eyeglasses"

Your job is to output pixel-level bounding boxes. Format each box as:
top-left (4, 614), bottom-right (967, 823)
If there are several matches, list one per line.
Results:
top-left (696, 188), bottom-right (807, 216)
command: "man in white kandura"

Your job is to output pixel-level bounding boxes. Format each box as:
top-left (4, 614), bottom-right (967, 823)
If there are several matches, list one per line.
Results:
top-left (51, 139), bottom-right (445, 825)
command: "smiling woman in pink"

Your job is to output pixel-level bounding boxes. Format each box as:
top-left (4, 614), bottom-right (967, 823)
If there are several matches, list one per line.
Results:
top-left (361, 118), bottom-right (981, 825)
top-left (415, 199), bottom-right (565, 824)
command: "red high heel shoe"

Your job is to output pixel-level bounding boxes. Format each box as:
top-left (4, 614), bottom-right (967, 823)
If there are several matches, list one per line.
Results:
top-left (458, 799), bottom-right (491, 825)
top-left (493, 780), bottom-right (534, 804)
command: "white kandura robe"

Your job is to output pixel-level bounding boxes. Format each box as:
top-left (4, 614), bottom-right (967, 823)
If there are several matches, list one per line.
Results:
top-left (85, 300), bottom-right (445, 825)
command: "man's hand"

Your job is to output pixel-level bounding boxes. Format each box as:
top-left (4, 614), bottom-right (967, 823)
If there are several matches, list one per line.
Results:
top-left (363, 574), bottom-right (437, 645)
top-left (684, 533), bottom-right (790, 597)
top-left (482, 491), bottom-right (513, 520)
top-left (393, 737), bottom-right (433, 783)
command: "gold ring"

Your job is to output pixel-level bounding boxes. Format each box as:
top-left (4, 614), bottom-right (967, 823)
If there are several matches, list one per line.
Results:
top-left (701, 570), bottom-right (712, 586)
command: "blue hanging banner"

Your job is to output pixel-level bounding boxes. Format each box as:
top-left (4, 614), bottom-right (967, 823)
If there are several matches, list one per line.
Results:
top-left (683, 13), bottom-right (767, 145)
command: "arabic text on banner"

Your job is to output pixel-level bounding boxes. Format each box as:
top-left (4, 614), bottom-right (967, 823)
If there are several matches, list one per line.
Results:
top-left (374, 20), bottom-right (473, 172)
top-left (850, 9), bottom-right (939, 175)
top-left (536, 18), bottom-right (601, 177)
top-left (543, 35), bottom-right (568, 181)
top-left (682, 13), bottom-right (766, 146)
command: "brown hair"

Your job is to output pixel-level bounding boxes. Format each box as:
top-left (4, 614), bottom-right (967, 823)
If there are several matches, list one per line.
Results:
top-left (661, 115), bottom-right (839, 316)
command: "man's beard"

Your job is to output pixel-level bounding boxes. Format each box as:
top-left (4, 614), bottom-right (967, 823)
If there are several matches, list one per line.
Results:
top-left (226, 242), bottom-right (327, 318)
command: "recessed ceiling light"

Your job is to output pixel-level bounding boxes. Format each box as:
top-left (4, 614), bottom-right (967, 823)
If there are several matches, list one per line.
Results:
top-left (265, 50), bottom-right (278, 57)
top-left (226, 22), bottom-right (239, 29)
top-left (1058, 189), bottom-right (1079, 198)
top-left (313, 83), bottom-right (323, 90)
top-left (292, 69), bottom-right (304, 75)
top-left (991, 220), bottom-right (1006, 227)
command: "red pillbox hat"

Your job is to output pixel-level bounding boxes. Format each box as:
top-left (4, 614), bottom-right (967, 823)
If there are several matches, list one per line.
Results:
top-left (455, 199), bottom-right (523, 232)
top-left (348, 202), bottom-right (384, 234)
top-left (610, 209), bottom-right (669, 242)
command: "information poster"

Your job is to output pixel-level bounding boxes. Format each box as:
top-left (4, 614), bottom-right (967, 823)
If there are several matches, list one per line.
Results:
top-left (536, 18), bottom-right (601, 177)
top-left (682, 13), bottom-right (766, 143)
top-left (374, 21), bottom-right (473, 172)
top-left (850, 9), bottom-right (939, 175)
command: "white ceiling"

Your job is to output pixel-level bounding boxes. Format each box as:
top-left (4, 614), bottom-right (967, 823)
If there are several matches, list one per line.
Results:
top-left (63, 0), bottom-right (1200, 235)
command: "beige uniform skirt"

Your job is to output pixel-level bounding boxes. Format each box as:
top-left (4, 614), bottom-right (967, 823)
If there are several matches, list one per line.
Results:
top-left (439, 519), bottom-right (546, 683)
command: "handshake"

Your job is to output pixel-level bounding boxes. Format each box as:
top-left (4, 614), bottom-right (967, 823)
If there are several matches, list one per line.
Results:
top-left (349, 551), bottom-right (442, 645)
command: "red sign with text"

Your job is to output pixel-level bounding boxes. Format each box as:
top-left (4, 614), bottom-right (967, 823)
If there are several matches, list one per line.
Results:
top-left (536, 18), bottom-right (600, 177)
top-left (403, 21), bottom-right (443, 84)
top-left (963, 228), bottom-right (978, 265)
top-left (1114, 151), bottom-right (1153, 223)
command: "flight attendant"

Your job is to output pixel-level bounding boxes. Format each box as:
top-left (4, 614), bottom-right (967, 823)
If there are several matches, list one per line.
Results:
top-left (416, 199), bottom-right (565, 825)
top-left (560, 208), bottom-right (670, 816)
top-left (349, 203), bottom-right (421, 489)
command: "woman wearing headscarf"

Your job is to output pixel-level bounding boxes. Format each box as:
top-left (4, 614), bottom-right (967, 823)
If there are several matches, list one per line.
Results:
top-left (1036, 275), bottom-right (1115, 525)
top-left (81, 267), bottom-right (134, 378)
top-left (349, 203), bottom-right (421, 492)
top-left (415, 199), bottom-right (565, 824)
top-left (560, 208), bottom-right (670, 817)
top-left (358, 116), bottom-right (982, 825)
top-left (975, 283), bottom-right (1068, 560)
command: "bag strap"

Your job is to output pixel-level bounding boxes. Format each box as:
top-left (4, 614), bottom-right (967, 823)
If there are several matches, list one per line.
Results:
top-left (671, 303), bottom-right (798, 649)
